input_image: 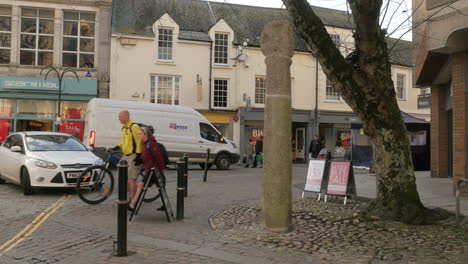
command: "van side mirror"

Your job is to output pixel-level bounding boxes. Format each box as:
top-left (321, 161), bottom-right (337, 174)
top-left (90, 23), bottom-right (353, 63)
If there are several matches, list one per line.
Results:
top-left (11, 146), bottom-right (22, 152)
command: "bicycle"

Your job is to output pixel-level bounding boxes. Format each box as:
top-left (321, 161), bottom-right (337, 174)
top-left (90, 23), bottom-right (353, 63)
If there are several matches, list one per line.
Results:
top-left (76, 152), bottom-right (165, 204)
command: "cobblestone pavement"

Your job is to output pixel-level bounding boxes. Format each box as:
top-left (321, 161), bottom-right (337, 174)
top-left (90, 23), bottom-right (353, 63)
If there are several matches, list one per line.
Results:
top-left (0, 165), bottom-right (466, 264)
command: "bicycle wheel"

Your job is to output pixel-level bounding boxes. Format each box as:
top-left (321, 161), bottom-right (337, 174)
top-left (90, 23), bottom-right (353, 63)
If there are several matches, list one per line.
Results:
top-left (143, 171), bottom-right (166, 203)
top-left (76, 165), bottom-right (114, 205)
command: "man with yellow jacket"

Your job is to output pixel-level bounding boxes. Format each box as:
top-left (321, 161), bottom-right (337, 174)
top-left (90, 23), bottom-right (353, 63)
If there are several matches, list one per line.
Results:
top-left (110, 110), bottom-right (142, 201)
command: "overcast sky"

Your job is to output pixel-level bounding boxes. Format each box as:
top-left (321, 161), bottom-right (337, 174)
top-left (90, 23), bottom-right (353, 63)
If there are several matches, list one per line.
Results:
top-left (208, 0), bottom-right (413, 40)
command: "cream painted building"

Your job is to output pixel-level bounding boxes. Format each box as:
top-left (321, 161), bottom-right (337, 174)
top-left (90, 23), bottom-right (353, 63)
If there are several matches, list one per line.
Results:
top-left (110, 0), bottom-right (429, 162)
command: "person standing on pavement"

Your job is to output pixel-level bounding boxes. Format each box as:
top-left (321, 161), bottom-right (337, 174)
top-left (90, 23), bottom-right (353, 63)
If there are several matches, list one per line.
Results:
top-left (129, 126), bottom-right (166, 210)
top-left (253, 136), bottom-right (264, 168)
top-left (309, 135), bottom-right (322, 159)
top-left (109, 110), bottom-right (142, 203)
top-left (244, 138), bottom-right (255, 168)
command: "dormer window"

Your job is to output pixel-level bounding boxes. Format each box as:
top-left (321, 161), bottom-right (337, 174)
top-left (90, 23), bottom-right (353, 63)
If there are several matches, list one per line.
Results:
top-left (214, 32), bottom-right (228, 64)
top-left (157, 28), bottom-right (173, 61)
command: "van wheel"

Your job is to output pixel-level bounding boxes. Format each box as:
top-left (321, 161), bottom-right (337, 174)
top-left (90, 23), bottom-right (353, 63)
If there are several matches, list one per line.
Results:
top-left (215, 154), bottom-right (231, 170)
top-left (21, 168), bottom-right (33, 195)
top-left (199, 163), bottom-right (213, 170)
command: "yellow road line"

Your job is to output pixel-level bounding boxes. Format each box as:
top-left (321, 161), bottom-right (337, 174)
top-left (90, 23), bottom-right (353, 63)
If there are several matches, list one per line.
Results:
top-left (0, 195), bottom-right (70, 256)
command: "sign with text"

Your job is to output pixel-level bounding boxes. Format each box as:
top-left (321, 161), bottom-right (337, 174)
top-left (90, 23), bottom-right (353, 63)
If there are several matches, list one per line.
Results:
top-left (326, 161), bottom-right (352, 196)
top-left (304, 160), bottom-right (326, 193)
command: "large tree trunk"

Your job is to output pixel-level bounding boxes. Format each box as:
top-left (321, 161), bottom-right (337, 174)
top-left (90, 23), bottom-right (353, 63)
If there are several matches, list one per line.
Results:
top-left (282, 0), bottom-right (426, 224)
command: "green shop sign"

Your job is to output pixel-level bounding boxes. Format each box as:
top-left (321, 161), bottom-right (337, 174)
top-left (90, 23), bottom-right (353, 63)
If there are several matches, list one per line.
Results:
top-left (0, 76), bottom-right (98, 100)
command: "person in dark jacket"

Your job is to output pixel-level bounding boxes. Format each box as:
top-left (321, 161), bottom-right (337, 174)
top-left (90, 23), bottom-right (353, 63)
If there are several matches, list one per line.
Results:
top-left (130, 126), bottom-right (166, 210)
top-left (253, 136), bottom-right (264, 168)
top-left (309, 135), bottom-right (322, 159)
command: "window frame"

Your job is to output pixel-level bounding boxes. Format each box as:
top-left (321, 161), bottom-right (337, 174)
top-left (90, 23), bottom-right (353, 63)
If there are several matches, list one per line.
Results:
top-left (212, 78), bottom-right (229, 109)
top-left (156, 27), bottom-right (174, 62)
top-left (62, 10), bottom-right (96, 69)
top-left (396, 73), bottom-right (407, 100)
top-left (0, 6), bottom-right (12, 64)
top-left (325, 78), bottom-right (341, 101)
top-left (150, 74), bottom-right (181, 105)
top-left (254, 76), bottom-right (266, 105)
top-left (20, 8), bottom-right (54, 66)
top-left (214, 32), bottom-right (229, 65)
top-left (330, 34), bottom-right (341, 49)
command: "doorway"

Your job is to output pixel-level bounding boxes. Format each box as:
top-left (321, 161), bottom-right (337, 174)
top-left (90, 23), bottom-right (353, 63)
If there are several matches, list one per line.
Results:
top-left (17, 120), bottom-right (53, 132)
top-left (447, 109), bottom-right (453, 177)
top-left (295, 128), bottom-right (306, 162)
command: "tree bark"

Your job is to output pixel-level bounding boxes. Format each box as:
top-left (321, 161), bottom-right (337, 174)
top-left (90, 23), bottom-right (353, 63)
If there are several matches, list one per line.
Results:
top-left (282, 0), bottom-right (426, 224)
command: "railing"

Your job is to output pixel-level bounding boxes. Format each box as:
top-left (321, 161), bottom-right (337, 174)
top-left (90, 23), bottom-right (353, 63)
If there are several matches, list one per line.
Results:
top-left (456, 179), bottom-right (468, 224)
top-left (417, 94), bottom-right (431, 109)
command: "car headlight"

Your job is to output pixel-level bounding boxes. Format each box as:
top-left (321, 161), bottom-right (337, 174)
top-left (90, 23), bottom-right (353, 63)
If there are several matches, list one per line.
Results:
top-left (34, 159), bottom-right (57, 169)
top-left (95, 159), bottom-right (104, 166)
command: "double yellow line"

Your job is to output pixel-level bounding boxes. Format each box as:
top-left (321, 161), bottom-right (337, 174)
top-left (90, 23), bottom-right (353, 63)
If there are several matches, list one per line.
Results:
top-left (0, 194), bottom-right (70, 256)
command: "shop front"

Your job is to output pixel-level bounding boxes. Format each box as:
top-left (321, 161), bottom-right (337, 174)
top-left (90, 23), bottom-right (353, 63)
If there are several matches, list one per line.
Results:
top-left (0, 76), bottom-right (97, 142)
top-left (199, 111), bottom-right (236, 140)
top-left (318, 111), bottom-right (357, 159)
top-left (238, 107), bottom-right (314, 163)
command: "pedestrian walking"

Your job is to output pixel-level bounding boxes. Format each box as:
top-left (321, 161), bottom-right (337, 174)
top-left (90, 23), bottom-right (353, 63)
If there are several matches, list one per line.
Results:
top-left (108, 110), bottom-right (143, 203)
top-left (129, 126), bottom-right (166, 210)
top-left (253, 136), bottom-right (264, 168)
top-left (244, 138), bottom-right (255, 168)
top-left (309, 135), bottom-right (322, 159)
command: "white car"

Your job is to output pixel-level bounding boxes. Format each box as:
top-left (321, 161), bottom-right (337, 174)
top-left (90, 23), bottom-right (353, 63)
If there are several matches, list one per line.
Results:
top-left (0, 132), bottom-right (103, 195)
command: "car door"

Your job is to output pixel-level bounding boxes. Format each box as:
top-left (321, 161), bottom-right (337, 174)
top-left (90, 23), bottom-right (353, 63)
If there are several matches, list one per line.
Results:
top-left (9, 135), bottom-right (26, 183)
top-left (0, 135), bottom-right (21, 182)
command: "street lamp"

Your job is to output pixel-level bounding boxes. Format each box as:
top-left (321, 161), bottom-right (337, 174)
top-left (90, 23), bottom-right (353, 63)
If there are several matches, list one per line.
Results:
top-left (40, 66), bottom-right (79, 131)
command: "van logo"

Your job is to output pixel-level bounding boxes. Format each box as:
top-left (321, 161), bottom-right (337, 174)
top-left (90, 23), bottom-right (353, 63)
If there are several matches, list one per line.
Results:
top-left (169, 123), bottom-right (188, 130)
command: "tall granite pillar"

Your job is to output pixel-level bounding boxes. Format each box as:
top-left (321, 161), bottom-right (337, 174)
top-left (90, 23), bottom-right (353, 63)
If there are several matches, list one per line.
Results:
top-left (260, 20), bottom-right (294, 232)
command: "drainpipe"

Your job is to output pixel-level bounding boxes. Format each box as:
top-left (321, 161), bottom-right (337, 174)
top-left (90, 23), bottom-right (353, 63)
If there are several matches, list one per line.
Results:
top-left (314, 57), bottom-right (319, 135)
top-left (209, 40), bottom-right (213, 110)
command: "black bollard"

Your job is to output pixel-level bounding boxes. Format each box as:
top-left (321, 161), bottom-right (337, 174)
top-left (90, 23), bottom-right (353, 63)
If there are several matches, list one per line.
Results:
top-left (203, 148), bottom-right (210, 182)
top-left (115, 160), bottom-right (128, 257)
top-left (176, 159), bottom-right (185, 220)
top-left (183, 154), bottom-right (189, 197)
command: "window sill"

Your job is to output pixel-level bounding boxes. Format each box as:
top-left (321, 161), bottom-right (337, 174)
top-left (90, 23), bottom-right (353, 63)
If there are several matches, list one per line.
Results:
top-left (213, 64), bottom-right (231, 69)
top-left (155, 60), bottom-right (176, 66)
top-left (397, 98), bottom-right (408, 102)
top-left (324, 99), bottom-right (342, 103)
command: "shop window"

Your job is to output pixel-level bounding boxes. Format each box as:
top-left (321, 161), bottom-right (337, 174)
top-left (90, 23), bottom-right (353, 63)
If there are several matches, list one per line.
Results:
top-left (60, 101), bottom-right (87, 119)
top-left (255, 77), bottom-right (266, 105)
top-left (62, 11), bottom-right (95, 68)
top-left (0, 119), bottom-right (13, 143)
top-left (0, 6), bottom-right (11, 64)
top-left (326, 79), bottom-right (340, 101)
top-left (214, 33), bottom-right (229, 64)
top-left (213, 79), bottom-right (228, 108)
top-left (157, 28), bottom-right (173, 61)
top-left (396, 73), bottom-right (406, 100)
top-left (20, 8), bottom-right (54, 66)
top-left (150, 75), bottom-right (180, 105)
top-left (17, 99), bottom-right (54, 118)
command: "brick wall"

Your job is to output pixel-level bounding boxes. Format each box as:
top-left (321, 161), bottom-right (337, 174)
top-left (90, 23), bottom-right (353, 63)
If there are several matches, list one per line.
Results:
top-left (451, 52), bottom-right (468, 195)
top-left (430, 85), bottom-right (448, 178)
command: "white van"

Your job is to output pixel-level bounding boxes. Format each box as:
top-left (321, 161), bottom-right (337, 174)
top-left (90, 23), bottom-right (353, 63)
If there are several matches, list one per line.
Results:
top-left (83, 98), bottom-right (240, 170)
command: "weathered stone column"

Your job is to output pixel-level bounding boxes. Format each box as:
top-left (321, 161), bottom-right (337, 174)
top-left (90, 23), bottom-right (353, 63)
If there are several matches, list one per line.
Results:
top-left (260, 20), bottom-right (294, 232)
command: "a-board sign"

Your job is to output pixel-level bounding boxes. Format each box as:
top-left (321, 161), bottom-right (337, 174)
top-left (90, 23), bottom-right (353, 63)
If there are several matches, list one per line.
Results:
top-left (326, 161), bottom-right (356, 196)
top-left (304, 160), bottom-right (327, 193)
top-left (155, 170), bottom-right (174, 222)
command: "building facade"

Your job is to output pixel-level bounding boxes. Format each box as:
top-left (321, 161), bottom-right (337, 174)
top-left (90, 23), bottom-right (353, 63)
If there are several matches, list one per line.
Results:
top-left (0, 0), bottom-right (112, 142)
top-left (413, 0), bottom-right (468, 192)
top-left (110, 0), bottom-right (429, 161)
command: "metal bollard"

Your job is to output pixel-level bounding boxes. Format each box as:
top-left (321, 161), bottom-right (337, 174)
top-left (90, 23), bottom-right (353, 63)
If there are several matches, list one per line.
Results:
top-left (115, 160), bottom-right (128, 257)
top-left (456, 179), bottom-right (468, 224)
top-left (176, 159), bottom-right (185, 220)
top-left (203, 148), bottom-right (210, 182)
top-left (183, 154), bottom-right (189, 197)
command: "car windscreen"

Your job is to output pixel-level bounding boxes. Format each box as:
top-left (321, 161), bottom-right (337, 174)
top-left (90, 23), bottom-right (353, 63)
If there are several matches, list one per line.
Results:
top-left (26, 135), bottom-right (87, 151)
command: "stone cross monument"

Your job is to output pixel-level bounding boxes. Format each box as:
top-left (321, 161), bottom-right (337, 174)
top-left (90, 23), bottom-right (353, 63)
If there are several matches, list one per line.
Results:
top-left (260, 20), bottom-right (294, 232)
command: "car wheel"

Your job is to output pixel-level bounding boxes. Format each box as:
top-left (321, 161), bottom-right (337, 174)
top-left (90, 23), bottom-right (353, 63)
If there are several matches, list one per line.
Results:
top-left (215, 154), bottom-right (231, 170)
top-left (199, 163), bottom-right (213, 170)
top-left (21, 168), bottom-right (33, 195)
